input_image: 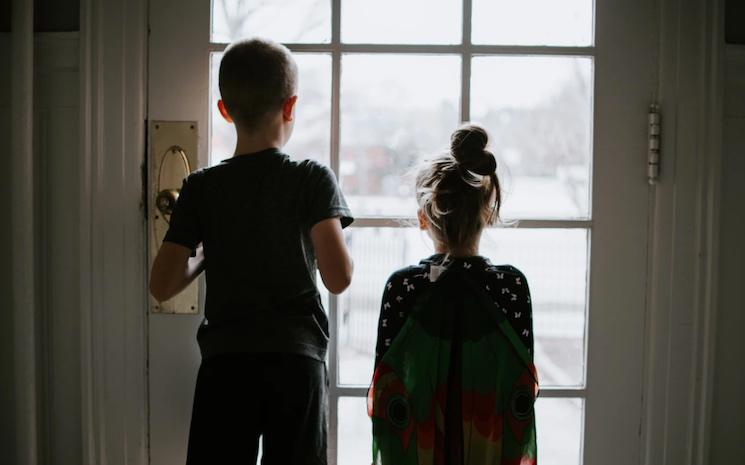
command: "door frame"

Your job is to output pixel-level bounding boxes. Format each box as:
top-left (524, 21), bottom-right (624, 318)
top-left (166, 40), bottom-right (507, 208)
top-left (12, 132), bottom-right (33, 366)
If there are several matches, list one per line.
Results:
top-left (77, 0), bottom-right (148, 463)
top-left (69, 0), bottom-right (724, 464)
top-left (640, 0), bottom-right (724, 463)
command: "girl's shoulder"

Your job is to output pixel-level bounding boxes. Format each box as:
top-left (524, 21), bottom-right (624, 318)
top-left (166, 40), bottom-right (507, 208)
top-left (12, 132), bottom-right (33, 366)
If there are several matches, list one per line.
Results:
top-left (480, 263), bottom-right (532, 302)
top-left (385, 263), bottom-right (430, 287)
top-left (384, 257), bottom-right (530, 290)
top-left (482, 262), bottom-right (529, 282)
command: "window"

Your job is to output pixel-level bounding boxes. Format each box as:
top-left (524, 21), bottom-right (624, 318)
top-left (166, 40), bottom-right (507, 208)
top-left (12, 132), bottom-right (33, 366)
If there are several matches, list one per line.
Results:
top-left (209, 1), bottom-right (594, 463)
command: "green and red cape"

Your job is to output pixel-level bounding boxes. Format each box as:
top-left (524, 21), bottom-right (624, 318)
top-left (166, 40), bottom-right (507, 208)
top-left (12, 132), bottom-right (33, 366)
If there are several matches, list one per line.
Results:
top-left (368, 269), bottom-right (538, 465)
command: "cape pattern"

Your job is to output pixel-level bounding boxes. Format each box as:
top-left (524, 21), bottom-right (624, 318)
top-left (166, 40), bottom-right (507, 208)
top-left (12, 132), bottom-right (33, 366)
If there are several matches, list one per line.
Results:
top-left (368, 269), bottom-right (538, 465)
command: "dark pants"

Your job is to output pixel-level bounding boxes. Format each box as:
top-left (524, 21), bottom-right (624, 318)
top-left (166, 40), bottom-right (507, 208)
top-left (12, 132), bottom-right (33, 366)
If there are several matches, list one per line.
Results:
top-left (185, 353), bottom-right (328, 465)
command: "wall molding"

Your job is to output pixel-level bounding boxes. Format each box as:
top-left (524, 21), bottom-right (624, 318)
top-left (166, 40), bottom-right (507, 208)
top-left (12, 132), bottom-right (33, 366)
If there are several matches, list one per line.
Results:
top-left (34, 31), bottom-right (83, 465)
top-left (641, 0), bottom-right (724, 463)
top-left (79, 0), bottom-right (148, 464)
top-left (708, 43), bottom-right (745, 462)
top-left (690, 2), bottom-right (724, 462)
top-left (10, 1), bottom-right (38, 464)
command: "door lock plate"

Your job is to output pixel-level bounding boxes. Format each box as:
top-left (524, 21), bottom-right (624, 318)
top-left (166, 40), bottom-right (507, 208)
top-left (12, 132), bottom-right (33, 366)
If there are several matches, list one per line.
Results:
top-left (148, 121), bottom-right (200, 314)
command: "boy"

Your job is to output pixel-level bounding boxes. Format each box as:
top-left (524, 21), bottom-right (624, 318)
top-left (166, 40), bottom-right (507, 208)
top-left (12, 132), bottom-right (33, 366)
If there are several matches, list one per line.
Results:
top-left (149, 38), bottom-right (354, 465)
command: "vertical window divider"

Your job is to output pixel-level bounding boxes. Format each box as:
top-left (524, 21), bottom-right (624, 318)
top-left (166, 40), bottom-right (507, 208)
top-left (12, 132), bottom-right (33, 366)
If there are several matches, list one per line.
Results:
top-left (328, 0), bottom-right (342, 463)
top-left (461, 54), bottom-right (472, 123)
top-left (461, 0), bottom-right (473, 123)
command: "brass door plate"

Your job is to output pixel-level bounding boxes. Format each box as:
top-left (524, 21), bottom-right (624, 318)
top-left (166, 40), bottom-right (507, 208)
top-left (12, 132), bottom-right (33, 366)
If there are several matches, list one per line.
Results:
top-left (148, 121), bottom-right (199, 314)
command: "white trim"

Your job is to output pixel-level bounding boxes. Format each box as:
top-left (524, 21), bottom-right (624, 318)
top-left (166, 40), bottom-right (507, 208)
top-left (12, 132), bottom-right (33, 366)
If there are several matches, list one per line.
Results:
top-left (208, 42), bottom-right (596, 56)
top-left (11, 0), bottom-right (39, 464)
top-left (460, 0), bottom-right (473, 121)
top-left (640, 0), bottom-right (724, 463)
top-left (334, 385), bottom-right (586, 398)
top-left (79, 1), bottom-right (103, 461)
top-left (351, 217), bottom-right (592, 229)
top-left (326, 0), bottom-right (342, 457)
top-left (581, 1), bottom-right (657, 462)
top-left (691, 2), bottom-right (724, 462)
top-left (79, 0), bottom-right (149, 464)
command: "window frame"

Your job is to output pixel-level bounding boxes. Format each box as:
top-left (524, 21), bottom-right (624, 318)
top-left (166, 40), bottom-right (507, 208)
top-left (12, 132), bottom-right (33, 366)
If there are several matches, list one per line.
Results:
top-left (208, 0), bottom-right (595, 461)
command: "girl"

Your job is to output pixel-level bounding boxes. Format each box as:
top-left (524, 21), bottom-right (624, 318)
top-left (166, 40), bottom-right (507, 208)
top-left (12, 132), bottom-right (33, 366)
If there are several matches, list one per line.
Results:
top-left (369, 124), bottom-right (538, 465)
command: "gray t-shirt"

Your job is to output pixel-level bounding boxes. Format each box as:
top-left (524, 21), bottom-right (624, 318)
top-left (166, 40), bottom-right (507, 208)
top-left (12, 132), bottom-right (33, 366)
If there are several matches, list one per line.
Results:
top-left (164, 148), bottom-right (353, 361)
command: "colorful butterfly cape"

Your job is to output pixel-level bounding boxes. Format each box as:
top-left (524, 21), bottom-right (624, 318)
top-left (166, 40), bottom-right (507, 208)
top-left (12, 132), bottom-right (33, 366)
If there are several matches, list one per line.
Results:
top-left (368, 269), bottom-right (538, 465)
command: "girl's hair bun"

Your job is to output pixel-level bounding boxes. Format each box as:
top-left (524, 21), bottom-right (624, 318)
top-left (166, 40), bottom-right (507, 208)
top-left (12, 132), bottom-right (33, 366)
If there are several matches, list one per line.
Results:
top-left (450, 123), bottom-right (497, 176)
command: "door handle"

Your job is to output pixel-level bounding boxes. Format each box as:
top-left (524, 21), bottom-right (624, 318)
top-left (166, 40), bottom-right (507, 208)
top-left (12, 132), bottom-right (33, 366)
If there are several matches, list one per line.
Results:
top-left (155, 188), bottom-right (179, 218)
top-left (155, 145), bottom-right (191, 223)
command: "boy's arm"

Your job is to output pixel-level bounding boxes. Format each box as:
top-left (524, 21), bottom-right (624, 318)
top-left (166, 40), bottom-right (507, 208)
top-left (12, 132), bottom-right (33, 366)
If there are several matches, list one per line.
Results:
top-left (149, 242), bottom-right (205, 302)
top-left (310, 217), bottom-right (353, 295)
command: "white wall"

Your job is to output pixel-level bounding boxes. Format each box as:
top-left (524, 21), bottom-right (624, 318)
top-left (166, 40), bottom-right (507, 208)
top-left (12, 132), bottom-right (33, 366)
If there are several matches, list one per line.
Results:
top-left (709, 45), bottom-right (745, 463)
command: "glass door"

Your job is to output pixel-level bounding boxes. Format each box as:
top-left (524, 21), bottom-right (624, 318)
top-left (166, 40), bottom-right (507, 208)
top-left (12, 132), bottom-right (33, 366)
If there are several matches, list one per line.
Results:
top-left (148, 1), bottom-right (655, 464)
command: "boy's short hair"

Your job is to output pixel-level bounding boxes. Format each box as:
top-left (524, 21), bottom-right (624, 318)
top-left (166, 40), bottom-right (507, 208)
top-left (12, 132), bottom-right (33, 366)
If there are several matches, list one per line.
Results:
top-left (219, 38), bottom-right (298, 130)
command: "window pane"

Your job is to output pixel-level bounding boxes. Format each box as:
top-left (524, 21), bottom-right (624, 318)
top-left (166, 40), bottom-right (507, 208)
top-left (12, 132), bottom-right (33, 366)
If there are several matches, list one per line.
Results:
top-left (340, 55), bottom-right (460, 217)
top-left (481, 228), bottom-right (587, 387)
top-left (209, 52), bottom-right (331, 166)
top-left (471, 56), bottom-right (593, 219)
top-left (337, 228), bottom-right (432, 385)
top-left (342, 0), bottom-right (461, 44)
top-left (211, 0), bottom-right (330, 43)
top-left (337, 396), bottom-right (584, 465)
top-left (535, 397), bottom-right (584, 465)
top-left (338, 397), bottom-right (372, 464)
top-left (472, 0), bottom-right (594, 46)
top-left (338, 228), bottom-right (587, 387)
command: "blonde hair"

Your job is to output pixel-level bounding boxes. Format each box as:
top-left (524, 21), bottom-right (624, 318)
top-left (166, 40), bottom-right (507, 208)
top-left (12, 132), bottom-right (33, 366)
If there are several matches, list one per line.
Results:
top-left (415, 124), bottom-right (501, 251)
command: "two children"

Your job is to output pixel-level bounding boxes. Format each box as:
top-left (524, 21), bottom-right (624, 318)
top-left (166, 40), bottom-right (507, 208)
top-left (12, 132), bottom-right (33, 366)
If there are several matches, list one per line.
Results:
top-left (150, 38), bottom-right (536, 465)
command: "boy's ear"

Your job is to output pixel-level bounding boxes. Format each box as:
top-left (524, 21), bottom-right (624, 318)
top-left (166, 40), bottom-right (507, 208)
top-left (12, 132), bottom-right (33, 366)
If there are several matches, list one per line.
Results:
top-left (217, 99), bottom-right (233, 123)
top-left (282, 95), bottom-right (298, 122)
top-left (417, 209), bottom-right (428, 230)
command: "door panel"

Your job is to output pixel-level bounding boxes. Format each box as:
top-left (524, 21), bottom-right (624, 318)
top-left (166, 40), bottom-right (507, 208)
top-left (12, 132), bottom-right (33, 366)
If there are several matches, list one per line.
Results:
top-left (148, 316), bottom-right (202, 465)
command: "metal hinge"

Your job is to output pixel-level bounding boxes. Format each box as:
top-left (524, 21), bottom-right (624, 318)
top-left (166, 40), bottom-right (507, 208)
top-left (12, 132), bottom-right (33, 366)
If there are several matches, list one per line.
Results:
top-left (648, 103), bottom-right (661, 185)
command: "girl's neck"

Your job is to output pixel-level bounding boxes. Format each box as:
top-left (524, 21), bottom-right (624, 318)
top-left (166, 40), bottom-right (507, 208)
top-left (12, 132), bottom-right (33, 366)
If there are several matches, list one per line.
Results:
top-left (434, 242), bottom-right (479, 258)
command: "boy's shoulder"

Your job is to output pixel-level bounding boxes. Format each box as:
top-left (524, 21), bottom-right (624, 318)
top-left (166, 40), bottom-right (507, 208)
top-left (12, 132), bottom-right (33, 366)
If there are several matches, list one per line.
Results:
top-left (177, 165), bottom-right (209, 192)
top-left (287, 157), bottom-right (341, 190)
top-left (182, 154), bottom-right (333, 183)
top-left (185, 164), bottom-right (210, 179)
top-left (293, 157), bottom-right (335, 177)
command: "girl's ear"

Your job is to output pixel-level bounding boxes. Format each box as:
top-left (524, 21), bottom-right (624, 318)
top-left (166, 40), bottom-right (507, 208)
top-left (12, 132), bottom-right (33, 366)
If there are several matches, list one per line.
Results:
top-left (417, 209), bottom-right (428, 230)
top-left (282, 95), bottom-right (298, 122)
top-left (217, 99), bottom-right (233, 123)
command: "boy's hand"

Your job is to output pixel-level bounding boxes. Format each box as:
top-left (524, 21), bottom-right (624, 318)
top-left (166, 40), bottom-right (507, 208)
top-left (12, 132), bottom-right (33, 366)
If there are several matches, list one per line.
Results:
top-left (310, 217), bottom-right (353, 295)
top-left (149, 241), bottom-right (206, 302)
